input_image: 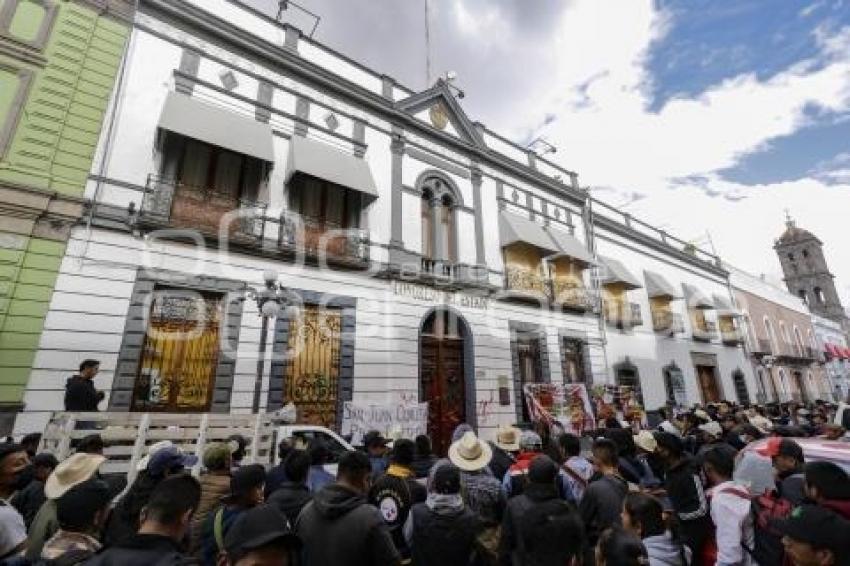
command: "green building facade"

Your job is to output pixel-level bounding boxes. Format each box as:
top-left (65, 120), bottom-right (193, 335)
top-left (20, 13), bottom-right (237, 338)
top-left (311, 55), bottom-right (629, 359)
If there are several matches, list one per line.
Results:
top-left (0, 0), bottom-right (133, 434)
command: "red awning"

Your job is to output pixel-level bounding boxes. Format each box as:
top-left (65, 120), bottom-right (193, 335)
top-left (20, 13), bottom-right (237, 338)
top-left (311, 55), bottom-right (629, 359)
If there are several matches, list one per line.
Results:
top-left (842, 347), bottom-right (850, 360)
top-left (825, 343), bottom-right (841, 359)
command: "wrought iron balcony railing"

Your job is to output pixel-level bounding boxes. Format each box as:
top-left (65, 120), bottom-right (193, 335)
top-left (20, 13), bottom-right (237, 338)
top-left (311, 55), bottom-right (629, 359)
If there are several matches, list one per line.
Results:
top-left (505, 267), bottom-right (549, 296)
top-left (692, 319), bottom-right (717, 342)
top-left (721, 329), bottom-right (745, 346)
top-left (651, 310), bottom-right (685, 334)
top-left (630, 303), bottom-right (643, 327)
top-left (552, 281), bottom-right (595, 311)
top-left (140, 175), bottom-right (266, 239)
top-left (603, 301), bottom-right (641, 329)
top-left (279, 213), bottom-right (369, 264)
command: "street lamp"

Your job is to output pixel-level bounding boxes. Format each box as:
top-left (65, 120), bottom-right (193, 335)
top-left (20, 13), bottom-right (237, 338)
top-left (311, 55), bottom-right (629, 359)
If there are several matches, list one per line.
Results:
top-left (248, 270), bottom-right (287, 413)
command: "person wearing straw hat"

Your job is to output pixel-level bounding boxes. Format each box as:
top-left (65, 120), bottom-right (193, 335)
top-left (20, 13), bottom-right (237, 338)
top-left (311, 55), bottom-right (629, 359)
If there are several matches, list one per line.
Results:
top-left (448, 431), bottom-right (504, 521)
top-left (488, 425), bottom-right (519, 482)
top-left (25, 451), bottom-right (106, 562)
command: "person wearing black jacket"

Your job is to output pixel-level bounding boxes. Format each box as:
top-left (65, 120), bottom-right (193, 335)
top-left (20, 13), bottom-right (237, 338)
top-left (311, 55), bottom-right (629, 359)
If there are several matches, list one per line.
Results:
top-left (63, 360), bottom-right (104, 412)
top-left (267, 449), bottom-right (312, 526)
top-left (655, 432), bottom-right (711, 564)
top-left (368, 439), bottom-right (427, 560)
top-left (411, 435), bottom-right (438, 479)
top-left (297, 451), bottom-right (401, 566)
top-left (86, 474), bottom-right (201, 566)
top-left (578, 438), bottom-right (629, 555)
top-left (500, 455), bottom-right (584, 566)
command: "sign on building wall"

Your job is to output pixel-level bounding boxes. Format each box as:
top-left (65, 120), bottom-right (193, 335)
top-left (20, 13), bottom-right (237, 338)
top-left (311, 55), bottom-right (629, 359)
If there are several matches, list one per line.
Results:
top-left (341, 401), bottom-right (428, 446)
top-left (392, 281), bottom-right (489, 310)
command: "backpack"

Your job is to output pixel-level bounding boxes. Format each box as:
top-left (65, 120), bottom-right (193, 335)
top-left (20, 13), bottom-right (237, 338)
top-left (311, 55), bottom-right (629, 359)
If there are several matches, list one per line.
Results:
top-left (749, 487), bottom-right (798, 565)
top-left (700, 484), bottom-right (750, 566)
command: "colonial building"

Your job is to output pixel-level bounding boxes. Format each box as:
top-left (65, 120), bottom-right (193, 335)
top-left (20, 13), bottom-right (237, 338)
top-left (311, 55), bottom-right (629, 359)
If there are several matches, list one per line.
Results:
top-left (12, 0), bottom-right (753, 441)
top-left (730, 267), bottom-right (831, 403)
top-left (0, 0), bottom-right (134, 434)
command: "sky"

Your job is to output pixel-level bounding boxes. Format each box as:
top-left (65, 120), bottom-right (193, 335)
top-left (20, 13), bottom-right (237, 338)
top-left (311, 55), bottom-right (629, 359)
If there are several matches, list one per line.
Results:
top-left (247, 0), bottom-right (850, 304)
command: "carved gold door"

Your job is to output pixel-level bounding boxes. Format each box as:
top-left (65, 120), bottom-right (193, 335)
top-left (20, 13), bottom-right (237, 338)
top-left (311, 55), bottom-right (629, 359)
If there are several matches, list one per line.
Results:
top-left (132, 291), bottom-right (222, 412)
top-left (283, 305), bottom-right (342, 428)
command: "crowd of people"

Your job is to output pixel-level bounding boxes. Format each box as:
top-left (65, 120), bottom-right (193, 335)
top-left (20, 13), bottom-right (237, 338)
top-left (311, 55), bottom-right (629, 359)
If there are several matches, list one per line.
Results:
top-left (0, 398), bottom-right (849, 565)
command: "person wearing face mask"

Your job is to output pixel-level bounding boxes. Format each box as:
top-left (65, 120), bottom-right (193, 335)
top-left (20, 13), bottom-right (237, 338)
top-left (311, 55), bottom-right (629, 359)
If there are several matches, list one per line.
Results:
top-left (0, 443), bottom-right (31, 562)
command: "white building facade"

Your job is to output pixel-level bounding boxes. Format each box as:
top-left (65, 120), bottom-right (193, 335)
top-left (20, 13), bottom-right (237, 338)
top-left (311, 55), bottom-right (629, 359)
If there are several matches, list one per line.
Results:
top-left (14, 0), bottom-right (752, 443)
top-left (811, 314), bottom-right (850, 401)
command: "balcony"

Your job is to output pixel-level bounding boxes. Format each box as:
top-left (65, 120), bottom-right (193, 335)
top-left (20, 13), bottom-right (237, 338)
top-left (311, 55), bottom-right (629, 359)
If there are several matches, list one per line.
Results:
top-left (651, 310), bottom-right (685, 334)
top-left (139, 175), bottom-right (266, 240)
top-left (752, 339), bottom-right (773, 355)
top-left (505, 266), bottom-right (550, 297)
top-left (721, 329), bottom-right (745, 346)
top-left (552, 281), bottom-right (595, 312)
top-left (279, 213), bottom-right (369, 267)
top-left (692, 320), bottom-right (717, 342)
top-left (775, 344), bottom-right (818, 365)
top-left (603, 301), bottom-right (642, 330)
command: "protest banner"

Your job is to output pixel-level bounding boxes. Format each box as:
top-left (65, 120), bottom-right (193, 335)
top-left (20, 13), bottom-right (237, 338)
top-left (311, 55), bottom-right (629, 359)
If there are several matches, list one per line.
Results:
top-left (590, 384), bottom-right (646, 430)
top-left (341, 401), bottom-right (428, 446)
top-left (523, 383), bottom-right (596, 436)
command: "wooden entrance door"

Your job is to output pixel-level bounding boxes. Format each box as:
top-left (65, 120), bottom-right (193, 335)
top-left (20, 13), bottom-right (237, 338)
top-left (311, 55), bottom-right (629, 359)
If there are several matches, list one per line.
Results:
top-left (696, 364), bottom-right (721, 403)
top-left (793, 372), bottom-right (809, 403)
top-left (421, 311), bottom-right (466, 456)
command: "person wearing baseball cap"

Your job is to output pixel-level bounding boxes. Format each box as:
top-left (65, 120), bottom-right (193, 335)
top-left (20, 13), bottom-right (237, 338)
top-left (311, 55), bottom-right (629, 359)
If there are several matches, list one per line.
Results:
top-left (502, 431), bottom-right (543, 497)
top-left (190, 442), bottom-right (237, 555)
top-left (402, 462), bottom-right (481, 566)
top-left (201, 464), bottom-right (266, 565)
top-left (362, 430), bottom-right (390, 478)
top-left (776, 504), bottom-right (850, 565)
top-left (104, 445), bottom-right (197, 546)
top-left (219, 505), bottom-right (300, 566)
top-left (757, 437), bottom-right (806, 505)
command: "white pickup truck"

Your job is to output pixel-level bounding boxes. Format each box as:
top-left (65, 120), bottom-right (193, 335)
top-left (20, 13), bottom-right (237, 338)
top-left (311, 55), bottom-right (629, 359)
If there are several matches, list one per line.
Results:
top-left (274, 425), bottom-right (356, 475)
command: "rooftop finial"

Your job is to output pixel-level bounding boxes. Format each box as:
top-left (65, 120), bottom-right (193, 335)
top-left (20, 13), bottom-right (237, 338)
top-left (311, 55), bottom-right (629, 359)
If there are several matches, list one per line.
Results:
top-left (784, 208), bottom-right (795, 228)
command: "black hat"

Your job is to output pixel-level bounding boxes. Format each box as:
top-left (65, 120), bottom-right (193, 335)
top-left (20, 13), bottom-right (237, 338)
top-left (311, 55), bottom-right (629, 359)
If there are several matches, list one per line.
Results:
top-left (774, 504), bottom-right (850, 552)
top-left (363, 430), bottom-right (390, 449)
top-left (225, 464), bottom-right (266, 502)
top-left (223, 505), bottom-right (300, 561)
top-left (528, 455), bottom-right (559, 485)
top-left (56, 478), bottom-right (112, 530)
top-left (32, 453), bottom-right (59, 468)
top-left (432, 463), bottom-right (461, 495)
top-left (0, 443), bottom-right (24, 462)
top-left (654, 432), bottom-right (684, 455)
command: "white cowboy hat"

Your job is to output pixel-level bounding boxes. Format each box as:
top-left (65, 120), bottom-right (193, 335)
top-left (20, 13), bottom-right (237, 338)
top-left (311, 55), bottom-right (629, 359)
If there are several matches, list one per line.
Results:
top-left (494, 425), bottom-right (521, 452)
top-left (136, 440), bottom-right (174, 471)
top-left (749, 415), bottom-right (773, 434)
top-left (698, 421), bottom-right (723, 438)
top-left (44, 452), bottom-right (106, 499)
top-left (448, 431), bottom-right (493, 472)
top-left (633, 430), bottom-right (657, 453)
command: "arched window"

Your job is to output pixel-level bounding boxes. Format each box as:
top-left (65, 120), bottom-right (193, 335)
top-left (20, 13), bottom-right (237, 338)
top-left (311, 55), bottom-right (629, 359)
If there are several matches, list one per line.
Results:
top-left (793, 326), bottom-right (804, 356)
top-left (418, 174), bottom-right (459, 264)
top-left (814, 287), bottom-right (825, 303)
top-left (741, 313), bottom-right (755, 349)
top-left (779, 322), bottom-right (790, 345)
top-left (421, 190), bottom-right (433, 259)
top-left (798, 289), bottom-right (807, 304)
top-left (807, 329), bottom-right (816, 349)
top-left (787, 252), bottom-right (794, 261)
top-left (802, 249), bottom-right (809, 258)
top-left (764, 317), bottom-right (776, 351)
top-left (777, 369), bottom-right (789, 402)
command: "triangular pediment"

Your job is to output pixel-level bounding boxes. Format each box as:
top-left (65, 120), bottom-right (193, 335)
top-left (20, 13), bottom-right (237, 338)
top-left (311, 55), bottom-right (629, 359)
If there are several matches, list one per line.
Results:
top-left (396, 80), bottom-right (486, 148)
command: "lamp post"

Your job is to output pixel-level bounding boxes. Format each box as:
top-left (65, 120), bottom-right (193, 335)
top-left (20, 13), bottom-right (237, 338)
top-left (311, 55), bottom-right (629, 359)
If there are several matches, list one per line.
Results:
top-left (249, 270), bottom-right (286, 413)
